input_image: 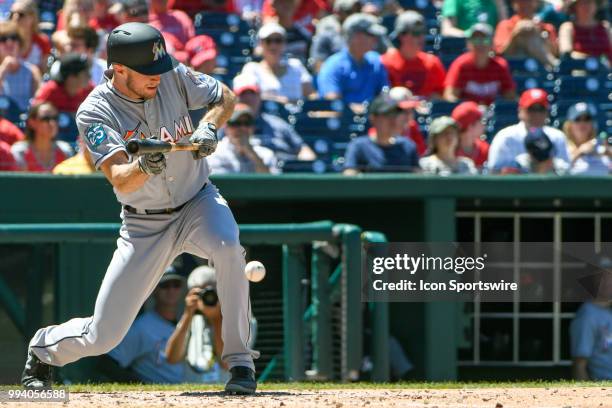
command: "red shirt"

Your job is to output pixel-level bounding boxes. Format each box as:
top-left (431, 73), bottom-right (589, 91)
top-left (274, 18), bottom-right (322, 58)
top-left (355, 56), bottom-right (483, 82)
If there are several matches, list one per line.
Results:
top-left (368, 120), bottom-right (427, 157)
top-left (445, 52), bottom-right (515, 105)
top-left (494, 15), bottom-right (558, 54)
top-left (573, 23), bottom-right (612, 61)
top-left (21, 144), bottom-right (68, 172)
top-left (0, 117), bottom-right (25, 145)
top-left (167, 0), bottom-right (236, 17)
top-left (456, 138), bottom-right (489, 168)
top-left (0, 140), bottom-right (16, 171)
top-left (149, 10), bottom-right (195, 46)
top-left (381, 48), bottom-right (446, 98)
top-left (33, 81), bottom-right (94, 114)
top-left (262, 0), bottom-right (330, 33)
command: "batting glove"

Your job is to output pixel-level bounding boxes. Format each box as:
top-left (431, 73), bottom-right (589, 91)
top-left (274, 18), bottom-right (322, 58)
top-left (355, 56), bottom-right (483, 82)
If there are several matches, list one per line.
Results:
top-left (138, 152), bottom-right (166, 175)
top-left (190, 122), bottom-right (218, 159)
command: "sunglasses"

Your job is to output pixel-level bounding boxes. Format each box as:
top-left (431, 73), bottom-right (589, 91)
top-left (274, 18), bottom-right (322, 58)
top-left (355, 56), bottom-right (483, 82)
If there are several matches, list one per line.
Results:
top-left (38, 115), bottom-right (59, 122)
top-left (527, 105), bottom-right (547, 113)
top-left (228, 120), bottom-right (254, 127)
top-left (574, 115), bottom-right (593, 123)
top-left (9, 11), bottom-right (28, 19)
top-left (0, 34), bottom-right (19, 43)
top-left (158, 280), bottom-right (182, 289)
top-left (263, 37), bottom-right (284, 45)
top-left (469, 38), bottom-right (492, 46)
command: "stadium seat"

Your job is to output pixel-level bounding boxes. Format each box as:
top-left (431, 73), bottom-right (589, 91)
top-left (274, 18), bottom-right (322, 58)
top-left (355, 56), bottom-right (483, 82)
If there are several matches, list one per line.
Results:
top-left (260, 100), bottom-right (296, 120)
top-left (0, 95), bottom-right (26, 125)
top-left (436, 36), bottom-right (467, 57)
top-left (506, 57), bottom-right (548, 77)
top-left (193, 12), bottom-right (252, 33)
top-left (557, 56), bottom-right (607, 76)
top-left (56, 112), bottom-right (79, 143)
top-left (277, 159), bottom-right (328, 173)
top-left (428, 100), bottom-right (459, 118)
top-left (299, 99), bottom-right (345, 114)
top-left (198, 30), bottom-right (253, 57)
top-left (398, 0), bottom-right (439, 19)
top-left (555, 75), bottom-right (610, 99)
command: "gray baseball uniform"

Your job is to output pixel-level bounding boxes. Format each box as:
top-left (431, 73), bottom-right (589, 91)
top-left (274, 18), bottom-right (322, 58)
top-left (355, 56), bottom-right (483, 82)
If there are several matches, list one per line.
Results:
top-left (28, 63), bottom-right (259, 371)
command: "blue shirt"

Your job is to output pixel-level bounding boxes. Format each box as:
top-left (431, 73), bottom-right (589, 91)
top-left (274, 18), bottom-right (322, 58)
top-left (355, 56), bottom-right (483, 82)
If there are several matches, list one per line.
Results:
top-left (570, 302), bottom-right (612, 380)
top-left (108, 311), bottom-right (184, 383)
top-left (254, 112), bottom-right (305, 161)
top-left (344, 135), bottom-right (419, 172)
top-left (317, 49), bottom-right (389, 104)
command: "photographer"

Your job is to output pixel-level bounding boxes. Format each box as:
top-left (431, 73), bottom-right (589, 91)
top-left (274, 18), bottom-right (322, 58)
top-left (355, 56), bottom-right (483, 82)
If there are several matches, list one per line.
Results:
top-left (165, 265), bottom-right (257, 383)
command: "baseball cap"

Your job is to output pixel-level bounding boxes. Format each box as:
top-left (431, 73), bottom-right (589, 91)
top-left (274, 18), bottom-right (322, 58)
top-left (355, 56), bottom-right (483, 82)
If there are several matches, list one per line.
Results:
top-left (118, 0), bottom-right (148, 17)
top-left (388, 86), bottom-right (420, 109)
top-left (333, 0), bottom-right (362, 12)
top-left (158, 265), bottom-right (186, 284)
top-left (369, 92), bottom-right (417, 115)
top-left (342, 13), bottom-right (387, 38)
top-left (391, 10), bottom-right (426, 38)
top-left (451, 101), bottom-right (483, 131)
top-left (467, 23), bottom-right (493, 38)
top-left (524, 127), bottom-right (554, 162)
top-left (258, 22), bottom-right (286, 40)
top-left (429, 116), bottom-right (459, 136)
top-left (233, 73), bottom-right (260, 95)
top-left (228, 103), bottom-right (255, 123)
top-left (187, 265), bottom-right (217, 289)
top-left (185, 35), bottom-right (218, 68)
top-left (566, 102), bottom-right (597, 122)
top-left (57, 53), bottom-right (90, 81)
top-left (519, 88), bottom-right (549, 109)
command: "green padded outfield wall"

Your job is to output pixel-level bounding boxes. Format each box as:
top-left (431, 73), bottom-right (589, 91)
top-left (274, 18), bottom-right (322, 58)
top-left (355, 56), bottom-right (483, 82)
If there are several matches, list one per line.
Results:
top-left (2, 173), bottom-right (612, 382)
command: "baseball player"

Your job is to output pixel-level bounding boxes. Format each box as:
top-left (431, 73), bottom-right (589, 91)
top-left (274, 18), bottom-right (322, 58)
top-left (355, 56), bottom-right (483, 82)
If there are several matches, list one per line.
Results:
top-left (21, 22), bottom-right (259, 394)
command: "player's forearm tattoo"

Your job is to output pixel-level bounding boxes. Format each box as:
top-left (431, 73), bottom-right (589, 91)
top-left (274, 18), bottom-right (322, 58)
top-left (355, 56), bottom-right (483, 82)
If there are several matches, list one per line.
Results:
top-left (202, 84), bottom-right (236, 129)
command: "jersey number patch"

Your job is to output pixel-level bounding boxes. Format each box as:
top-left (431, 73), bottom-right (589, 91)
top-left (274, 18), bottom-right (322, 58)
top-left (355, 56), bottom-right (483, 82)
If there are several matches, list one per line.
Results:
top-left (86, 124), bottom-right (108, 147)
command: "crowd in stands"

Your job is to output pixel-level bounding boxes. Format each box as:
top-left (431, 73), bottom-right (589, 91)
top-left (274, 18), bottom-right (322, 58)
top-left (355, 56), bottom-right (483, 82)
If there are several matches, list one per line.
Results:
top-left (0, 0), bottom-right (609, 175)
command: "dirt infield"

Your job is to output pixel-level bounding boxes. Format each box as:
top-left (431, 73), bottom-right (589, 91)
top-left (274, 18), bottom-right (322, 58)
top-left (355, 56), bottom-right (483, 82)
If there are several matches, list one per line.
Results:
top-left (11, 386), bottom-right (611, 408)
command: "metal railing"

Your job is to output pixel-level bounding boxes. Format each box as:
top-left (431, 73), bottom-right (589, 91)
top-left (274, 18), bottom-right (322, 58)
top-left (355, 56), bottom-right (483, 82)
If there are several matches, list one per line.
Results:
top-left (0, 221), bottom-right (389, 382)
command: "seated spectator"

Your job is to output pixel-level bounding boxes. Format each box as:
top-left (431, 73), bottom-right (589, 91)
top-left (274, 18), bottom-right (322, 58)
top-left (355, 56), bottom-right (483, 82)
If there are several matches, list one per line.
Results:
top-left (487, 88), bottom-right (569, 172)
top-left (420, 116), bottom-right (477, 175)
top-left (309, 0), bottom-right (362, 73)
top-left (318, 13), bottom-right (389, 110)
top-left (149, 0), bottom-right (195, 47)
top-left (108, 267), bottom-right (188, 384)
top-left (233, 73), bottom-right (316, 161)
top-left (165, 265), bottom-right (257, 383)
top-left (494, 0), bottom-right (559, 68)
top-left (451, 101), bottom-right (490, 168)
top-left (207, 104), bottom-right (278, 174)
top-left (168, 0), bottom-right (237, 18)
top-left (110, 0), bottom-right (150, 25)
top-left (0, 140), bottom-right (17, 170)
top-left (509, 127), bottom-right (569, 174)
top-left (90, 0), bottom-right (119, 32)
top-left (57, 0), bottom-right (94, 30)
top-left (9, 0), bottom-right (51, 73)
top-left (52, 136), bottom-right (96, 174)
top-left (62, 26), bottom-right (106, 85)
top-left (343, 92), bottom-right (419, 174)
top-left (0, 113), bottom-right (25, 145)
top-left (0, 21), bottom-right (40, 112)
top-left (184, 35), bottom-right (217, 75)
top-left (33, 53), bottom-right (93, 114)
top-left (241, 23), bottom-right (315, 103)
top-left (11, 102), bottom-right (73, 172)
top-left (570, 256), bottom-right (612, 380)
top-left (441, 0), bottom-right (508, 37)
top-left (564, 102), bottom-right (611, 175)
top-left (382, 11), bottom-right (446, 99)
top-left (381, 86), bottom-right (426, 156)
top-left (444, 23), bottom-right (516, 105)
top-left (559, 0), bottom-right (612, 61)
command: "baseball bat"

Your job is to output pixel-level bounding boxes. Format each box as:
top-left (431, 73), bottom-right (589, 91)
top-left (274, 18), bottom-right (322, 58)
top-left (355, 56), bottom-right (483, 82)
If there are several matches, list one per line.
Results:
top-left (126, 139), bottom-right (202, 155)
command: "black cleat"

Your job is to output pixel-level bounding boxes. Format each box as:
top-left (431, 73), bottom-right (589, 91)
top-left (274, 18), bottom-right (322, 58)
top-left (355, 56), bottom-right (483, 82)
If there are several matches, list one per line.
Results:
top-left (225, 366), bottom-right (257, 395)
top-left (21, 348), bottom-right (53, 389)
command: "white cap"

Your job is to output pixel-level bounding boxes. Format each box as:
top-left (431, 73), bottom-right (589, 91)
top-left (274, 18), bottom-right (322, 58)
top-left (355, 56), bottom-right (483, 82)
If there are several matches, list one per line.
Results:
top-left (258, 22), bottom-right (286, 40)
top-left (188, 265), bottom-right (216, 289)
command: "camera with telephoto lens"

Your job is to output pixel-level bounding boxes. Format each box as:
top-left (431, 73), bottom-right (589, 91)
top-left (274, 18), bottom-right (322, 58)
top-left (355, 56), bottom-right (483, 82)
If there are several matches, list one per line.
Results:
top-left (197, 286), bottom-right (218, 307)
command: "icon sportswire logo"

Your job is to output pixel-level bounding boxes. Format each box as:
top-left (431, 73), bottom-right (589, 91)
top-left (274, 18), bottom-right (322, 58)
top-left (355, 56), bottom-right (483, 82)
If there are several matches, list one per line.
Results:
top-left (152, 40), bottom-right (166, 61)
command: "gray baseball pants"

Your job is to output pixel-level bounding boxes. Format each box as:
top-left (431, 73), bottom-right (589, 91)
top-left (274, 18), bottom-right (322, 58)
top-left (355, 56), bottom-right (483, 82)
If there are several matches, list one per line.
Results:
top-left (29, 183), bottom-right (258, 371)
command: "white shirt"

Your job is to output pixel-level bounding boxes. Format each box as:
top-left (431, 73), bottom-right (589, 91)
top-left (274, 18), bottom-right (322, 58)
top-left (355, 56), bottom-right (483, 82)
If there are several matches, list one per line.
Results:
top-left (91, 57), bottom-right (107, 85)
top-left (487, 122), bottom-right (570, 171)
top-left (241, 58), bottom-right (312, 101)
top-left (207, 137), bottom-right (278, 174)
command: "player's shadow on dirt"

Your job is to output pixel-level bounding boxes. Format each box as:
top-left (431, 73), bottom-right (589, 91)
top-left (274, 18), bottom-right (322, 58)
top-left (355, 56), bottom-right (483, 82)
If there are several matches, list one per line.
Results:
top-left (180, 391), bottom-right (300, 398)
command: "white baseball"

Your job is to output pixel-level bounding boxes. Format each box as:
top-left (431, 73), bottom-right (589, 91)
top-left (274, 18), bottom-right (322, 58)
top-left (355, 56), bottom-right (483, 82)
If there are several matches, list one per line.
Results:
top-left (245, 261), bottom-right (266, 282)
